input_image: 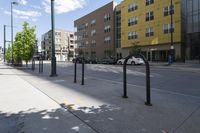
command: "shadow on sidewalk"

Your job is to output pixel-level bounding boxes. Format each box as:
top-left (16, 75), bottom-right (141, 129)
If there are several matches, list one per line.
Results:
top-left (0, 107), bottom-right (96, 133)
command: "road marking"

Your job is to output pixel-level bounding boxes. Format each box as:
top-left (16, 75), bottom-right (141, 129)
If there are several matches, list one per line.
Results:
top-left (86, 76), bottom-right (200, 100)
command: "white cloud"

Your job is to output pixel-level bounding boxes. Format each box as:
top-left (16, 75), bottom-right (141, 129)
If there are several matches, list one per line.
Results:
top-left (18, 0), bottom-right (27, 5)
top-left (13, 9), bottom-right (41, 18)
top-left (4, 9), bottom-right (41, 21)
top-left (42, 0), bottom-right (87, 14)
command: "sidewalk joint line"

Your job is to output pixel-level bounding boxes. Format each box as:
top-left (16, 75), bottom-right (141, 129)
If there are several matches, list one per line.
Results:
top-left (173, 104), bottom-right (200, 133)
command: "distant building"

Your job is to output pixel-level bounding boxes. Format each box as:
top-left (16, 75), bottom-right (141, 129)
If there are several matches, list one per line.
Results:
top-left (119, 0), bottom-right (187, 61)
top-left (185, 0), bottom-right (200, 60)
top-left (74, 0), bottom-right (199, 61)
top-left (74, 1), bottom-right (115, 59)
top-left (0, 46), bottom-right (3, 60)
top-left (41, 29), bottom-right (77, 61)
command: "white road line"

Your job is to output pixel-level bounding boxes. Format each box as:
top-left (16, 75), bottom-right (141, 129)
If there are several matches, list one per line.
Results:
top-left (86, 75), bottom-right (200, 100)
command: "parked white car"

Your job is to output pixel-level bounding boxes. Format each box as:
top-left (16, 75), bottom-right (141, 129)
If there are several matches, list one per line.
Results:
top-left (117, 56), bottom-right (144, 65)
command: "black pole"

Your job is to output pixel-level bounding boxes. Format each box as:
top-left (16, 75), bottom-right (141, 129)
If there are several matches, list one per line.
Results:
top-left (32, 58), bottom-right (35, 71)
top-left (123, 61), bottom-right (128, 98)
top-left (4, 25), bottom-right (6, 62)
top-left (11, 3), bottom-right (13, 65)
top-left (170, 0), bottom-right (174, 63)
top-left (39, 60), bottom-right (41, 73)
top-left (81, 58), bottom-right (85, 85)
top-left (139, 54), bottom-right (152, 106)
top-left (50, 0), bottom-right (57, 77)
top-left (74, 60), bottom-right (77, 83)
top-left (145, 60), bottom-right (152, 106)
top-left (68, 36), bottom-right (70, 61)
top-left (123, 55), bottom-right (131, 98)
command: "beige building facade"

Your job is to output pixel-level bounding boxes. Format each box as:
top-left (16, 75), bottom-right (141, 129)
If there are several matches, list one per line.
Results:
top-left (41, 29), bottom-right (77, 61)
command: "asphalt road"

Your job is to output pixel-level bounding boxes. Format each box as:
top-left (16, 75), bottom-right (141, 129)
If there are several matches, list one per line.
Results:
top-left (53, 62), bottom-right (200, 98)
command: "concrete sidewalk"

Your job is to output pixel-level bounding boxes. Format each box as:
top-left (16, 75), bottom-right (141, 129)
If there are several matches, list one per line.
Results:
top-left (0, 63), bottom-right (96, 133)
top-left (8, 62), bottom-right (200, 133)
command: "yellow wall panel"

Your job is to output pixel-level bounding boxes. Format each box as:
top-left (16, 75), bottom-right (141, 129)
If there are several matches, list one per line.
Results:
top-left (121, 0), bottom-right (182, 48)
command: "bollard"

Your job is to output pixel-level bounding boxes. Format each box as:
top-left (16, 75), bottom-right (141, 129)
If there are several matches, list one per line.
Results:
top-left (32, 59), bottom-right (35, 71)
top-left (123, 55), bottom-right (132, 98)
top-left (74, 59), bottom-right (77, 83)
top-left (139, 54), bottom-right (152, 106)
top-left (81, 58), bottom-right (85, 85)
top-left (122, 54), bottom-right (152, 106)
top-left (39, 58), bottom-right (43, 73)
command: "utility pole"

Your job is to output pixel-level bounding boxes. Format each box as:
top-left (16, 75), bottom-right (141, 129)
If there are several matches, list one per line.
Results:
top-left (50, 0), bottom-right (57, 77)
top-left (4, 25), bottom-right (6, 62)
top-left (68, 36), bottom-right (70, 61)
top-left (170, 0), bottom-right (174, 63)
top-left (11, 1), bottom-right (18, 65)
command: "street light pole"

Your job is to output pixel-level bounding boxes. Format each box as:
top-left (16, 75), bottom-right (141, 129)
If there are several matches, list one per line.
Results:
top-left (11, 1), bottom-right (18, 65)
top-left (4, 25), bottom-right (6, 62)
top-left (50, 0), bottom-right (57, 77)
top-left (11, 2), bottom-right (13, 64)
top-left (170, 0), bottom-right (174, 63)
top-left (68, 36), bottom-right (70, 61)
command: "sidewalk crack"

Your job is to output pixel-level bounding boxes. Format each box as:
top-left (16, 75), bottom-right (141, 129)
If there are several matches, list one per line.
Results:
top-left (173, 104), bottom-right (200, 133)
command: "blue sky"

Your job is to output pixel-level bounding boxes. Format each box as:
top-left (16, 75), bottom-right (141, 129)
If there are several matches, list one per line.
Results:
top-left (0, 0), bottom-right (122, 47)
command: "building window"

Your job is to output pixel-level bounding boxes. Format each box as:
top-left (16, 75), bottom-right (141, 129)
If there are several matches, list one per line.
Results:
top-left (128, 3), bottom-right (138, 12)
top-left (104, 13), bottom-right (111, 22)
top-left (128, 16), bottom-right (138, 26)
top-left (128, 31), bottom-right (138, 40)
top-left (163, 24), bottom-right (174, 34)
top-left (164, 5), bottom-right (174, 16)
top-left (146, 0), bottom-right (154, 6)
top-left (85, 41), bottom-right (89, 47)
top-left (91, 51), bottom-right (96, 57)
top-left (104, 25), bottom-right (111, 33)
top-left (91, 19), bottom-right (96, 26)
top-left (82, 32), bottom-right (88, 38)
top-left (91, 40), bottom-right (96, 47)
top-left (77, 23), bottom-right (88, 31)
top-left (146, 27), bottom-right (154, 37)
top-left (146, 11), bottom-right (154, 21)
top-left (91, 29), bottom-right (96, 36)
top-left (104, 37), bottom-right (111, 44)
top-left (55, 32), bottom-right (61, 37)
top-left (70, 34), bottom-right (74, 38)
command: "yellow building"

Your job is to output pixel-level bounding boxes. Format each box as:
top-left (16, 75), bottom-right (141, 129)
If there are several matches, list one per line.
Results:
top-left (119, 0), bottom-right (184, 61)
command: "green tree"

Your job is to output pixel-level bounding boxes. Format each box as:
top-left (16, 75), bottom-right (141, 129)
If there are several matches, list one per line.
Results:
top-left (129, 42), bottom-right (141, 55)
top-left (5, 46), bottom-right (12, 62)
top-left (21, 22), bottom-right (36, 66)
top-left (13, 32), bottom-right (23, 65)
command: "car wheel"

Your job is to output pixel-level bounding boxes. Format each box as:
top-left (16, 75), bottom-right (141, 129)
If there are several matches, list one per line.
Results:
top-left (131, 61), bottom-right (135, 65)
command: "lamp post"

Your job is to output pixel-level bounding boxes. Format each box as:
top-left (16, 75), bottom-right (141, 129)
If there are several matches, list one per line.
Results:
top-left (170, 0), bottom-right (174, 64)
top-left (68, 36), bottom-right (70, 61)
top-left (4, 25), bottom-right (6, 62)
top-left (11, 1), bottom-right (18, 65)
top-left (50, 0), bottom-right (57, 77)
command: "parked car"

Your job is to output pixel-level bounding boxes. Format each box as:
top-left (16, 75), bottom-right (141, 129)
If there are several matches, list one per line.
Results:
top-left (117, 56), bottom-right (144, 65)
top-left (85, 57), bottom-right (98, 64)
top-left (100, 58), bottom-right (117, 64)
top-left (72, 57), bottom-right (84, 63)
top-left (72, 57), bottom-right (98, 64)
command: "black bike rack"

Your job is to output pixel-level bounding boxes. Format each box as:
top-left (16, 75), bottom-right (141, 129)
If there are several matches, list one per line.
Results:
top-left (74, 57), bottom-right (85, 85)
top-left (123, 53), bottom-right (152, 106)
top-left (39, 58), bottom-right (43, 73)
top-left (32, 58), bottom-right (35, 71)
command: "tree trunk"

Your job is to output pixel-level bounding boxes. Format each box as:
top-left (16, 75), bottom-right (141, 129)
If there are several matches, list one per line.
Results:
top-left (26, 61), bottom-right (28, 67)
